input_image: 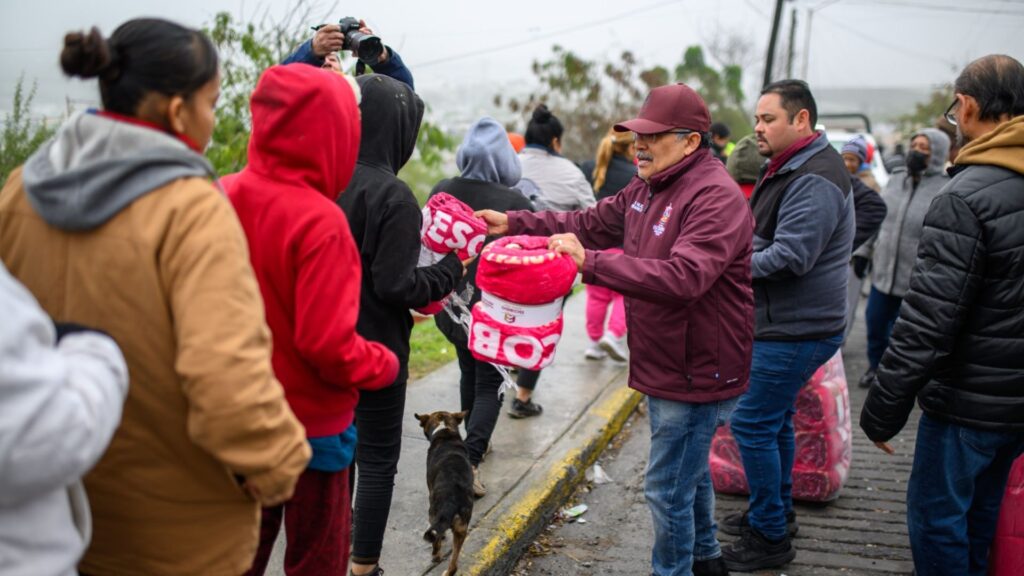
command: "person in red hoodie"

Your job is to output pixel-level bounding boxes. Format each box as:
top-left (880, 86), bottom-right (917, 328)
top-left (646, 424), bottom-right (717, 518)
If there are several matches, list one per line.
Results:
top-left (222, 64), bottom-right (399, 575)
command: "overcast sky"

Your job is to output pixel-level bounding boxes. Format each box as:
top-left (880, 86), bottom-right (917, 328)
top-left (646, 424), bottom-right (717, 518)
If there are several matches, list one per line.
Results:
top-left (1, 0), bottom-right (1022, 117)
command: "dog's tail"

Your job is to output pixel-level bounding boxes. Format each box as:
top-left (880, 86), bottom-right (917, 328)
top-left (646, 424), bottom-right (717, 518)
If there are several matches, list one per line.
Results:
top-left (423, 502), bottom-right (459, 543)
top-left (423, 525), bottom-right (442, 543)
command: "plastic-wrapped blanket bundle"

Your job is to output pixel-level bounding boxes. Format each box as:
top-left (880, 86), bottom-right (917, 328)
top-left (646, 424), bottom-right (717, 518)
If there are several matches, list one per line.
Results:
top-left (469, 235), bottom-right (577, 370)
top-left (710, 350), bottom-right (852, 502)
top-left (415, 193), bottom-right (488, 315)
top-left (989, 455), bottom-right (1024, 575)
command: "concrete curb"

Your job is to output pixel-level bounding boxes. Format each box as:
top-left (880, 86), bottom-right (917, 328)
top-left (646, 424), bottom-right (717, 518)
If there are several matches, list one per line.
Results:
top-left (464, 384), bottom-right (643, 576)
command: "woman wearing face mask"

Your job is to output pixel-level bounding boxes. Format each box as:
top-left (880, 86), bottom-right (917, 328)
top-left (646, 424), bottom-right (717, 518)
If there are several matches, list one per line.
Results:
top-left (858, 129), bottom-right (951, 389)
top-left (0, 20), bottom-right (311, 575)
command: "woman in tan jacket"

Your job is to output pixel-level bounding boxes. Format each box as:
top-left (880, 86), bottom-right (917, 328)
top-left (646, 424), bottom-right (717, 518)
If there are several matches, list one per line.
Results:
top-left (0, 20), bottom-right (310, 576)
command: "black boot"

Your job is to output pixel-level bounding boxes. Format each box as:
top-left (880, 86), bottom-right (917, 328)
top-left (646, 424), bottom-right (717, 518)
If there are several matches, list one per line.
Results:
top-left (858, 367), bottom-right (877, 389)
top-left (719, 509), bottom-right (798, 537)
top-left (693, 555), bottom-right (730, 576)
top-left (721, 528), bottom-right (795, 572)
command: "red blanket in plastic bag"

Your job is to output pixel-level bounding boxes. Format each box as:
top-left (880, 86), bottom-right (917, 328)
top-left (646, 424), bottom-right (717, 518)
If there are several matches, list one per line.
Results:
top-left (989, 455), bottom-right (1024, 575)
top-left (710, 350), bottom-right (852, 502)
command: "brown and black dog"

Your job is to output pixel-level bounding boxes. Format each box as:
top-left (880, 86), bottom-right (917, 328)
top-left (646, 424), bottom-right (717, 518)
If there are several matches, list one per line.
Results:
top-left (414, 410), bottom-right (475, 576)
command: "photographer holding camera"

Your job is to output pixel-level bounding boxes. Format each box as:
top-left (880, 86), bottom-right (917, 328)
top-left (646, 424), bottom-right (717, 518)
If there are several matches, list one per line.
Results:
top-left (283, 18), bottom-right (414, 89)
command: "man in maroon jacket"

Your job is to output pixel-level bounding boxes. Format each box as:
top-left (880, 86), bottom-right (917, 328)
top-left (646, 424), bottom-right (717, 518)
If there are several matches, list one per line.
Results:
top-left (478, 83), bottom-right (754, 576)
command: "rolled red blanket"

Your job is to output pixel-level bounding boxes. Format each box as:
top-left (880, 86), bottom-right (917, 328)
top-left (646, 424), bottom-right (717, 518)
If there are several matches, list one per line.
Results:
top-left (476, 235), bottom-right (577, 304)
top-left (709, 454), bottom-right (749, 495)
top-left (469, 236), bottom-right (577, 369)
top-left (712, 430), bottom-right (743, 466)
top-left (421, 192), bottom-right (488, 260)
top-left (710, 351), bottom-right (853, 502)
top-left (792, 466), bottom-right (844, 502)
top-left (414, 193), bottom-right (488, 316)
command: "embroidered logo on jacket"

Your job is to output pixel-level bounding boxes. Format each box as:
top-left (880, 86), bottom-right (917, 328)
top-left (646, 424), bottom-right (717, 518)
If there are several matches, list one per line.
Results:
top-left (652, 204), bottom-right (673, 237)
top-left (631, 201), bottom-right (645, 213)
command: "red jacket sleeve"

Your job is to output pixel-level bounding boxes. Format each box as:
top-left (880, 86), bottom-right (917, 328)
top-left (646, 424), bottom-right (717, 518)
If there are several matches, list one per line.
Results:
top-left (507, 191), bottom-right (628, 250)
top-left (293, 222), bottom-right (398, 391)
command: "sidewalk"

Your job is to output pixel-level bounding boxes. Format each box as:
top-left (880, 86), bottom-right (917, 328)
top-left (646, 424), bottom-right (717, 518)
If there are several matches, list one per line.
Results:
top-left (268, 292), bottom-right (640, 576)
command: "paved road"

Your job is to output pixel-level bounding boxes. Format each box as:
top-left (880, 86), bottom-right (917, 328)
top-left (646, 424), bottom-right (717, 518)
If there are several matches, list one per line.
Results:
top-left (512, 302), bottom-right (918, 575)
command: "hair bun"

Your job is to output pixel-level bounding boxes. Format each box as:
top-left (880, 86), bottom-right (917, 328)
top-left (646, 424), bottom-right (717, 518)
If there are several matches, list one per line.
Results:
top-left (532, 104), bottom-right (553, 124)
top-left (61, 27), bottom-right (114, 79)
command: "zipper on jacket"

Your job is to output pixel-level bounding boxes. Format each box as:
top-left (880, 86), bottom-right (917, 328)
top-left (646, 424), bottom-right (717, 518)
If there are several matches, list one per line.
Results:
top-left (763, 284), bottom-right (773, 324)
top-left (634, 190), bottom-right (651, 237)
top-left (890, 176), bottom-right (917, 291)
top-left (633, 189), bottom-right (655, 245)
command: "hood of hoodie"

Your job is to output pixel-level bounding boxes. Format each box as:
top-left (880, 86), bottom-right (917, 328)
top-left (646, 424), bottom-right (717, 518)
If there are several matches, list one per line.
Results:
top-left (355, 74), bottom-right (423, 175)
top-left (20, 111), bottom-right (214, 231)
top-left (456, 117), bottom-right (522, 187)
top-left (911, 127), bottom-right (952, 176)
top-left (246, 64), bottom-right (361, 199)
top-left (955, 114), bottom-right (1024, 175)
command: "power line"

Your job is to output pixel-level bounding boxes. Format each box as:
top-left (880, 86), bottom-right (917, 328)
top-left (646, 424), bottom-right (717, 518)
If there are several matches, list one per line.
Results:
top-left (411, 0), bottom-right (683, 69)
top-left (742, 0), bottom-right (769, 18)
top-left (846, 0), bottom-right (1024, 16)
top-left (816, 13), bottom-right (956, 68)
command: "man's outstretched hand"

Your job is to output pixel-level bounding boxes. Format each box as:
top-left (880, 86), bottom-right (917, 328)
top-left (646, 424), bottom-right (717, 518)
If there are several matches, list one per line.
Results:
top-left (549, 233), bottom-right (585, 271)
top-left (475, 209), bottom-right (509, 236)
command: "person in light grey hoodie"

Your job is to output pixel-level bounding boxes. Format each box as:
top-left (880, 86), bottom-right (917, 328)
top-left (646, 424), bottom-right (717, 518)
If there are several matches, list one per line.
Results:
top-left (431, 117), bottom-right (535, 496)
top-left (0, 261), bottom-right (128, 576)
top-left (857, 128), bottom-right (951, 388)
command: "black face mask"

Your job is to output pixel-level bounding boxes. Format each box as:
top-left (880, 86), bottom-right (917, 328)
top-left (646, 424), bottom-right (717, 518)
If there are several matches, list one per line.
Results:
top-left (906, 150), bottom-right (929, 175)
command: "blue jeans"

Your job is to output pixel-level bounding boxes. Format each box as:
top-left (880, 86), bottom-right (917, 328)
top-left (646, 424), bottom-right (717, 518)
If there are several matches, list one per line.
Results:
top-left (908, 413), bottom-right (1024, 576)
top-left (865, 286), bottom-right (902, 369)
top-left (730, 335), bottom-right (842, 540)
top-left (645, 396), bottom-right (738, 576)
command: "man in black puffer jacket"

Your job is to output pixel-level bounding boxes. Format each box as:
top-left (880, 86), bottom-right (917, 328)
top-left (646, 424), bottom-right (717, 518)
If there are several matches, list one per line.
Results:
top-left (860, 54), bottom-right (1024, 576)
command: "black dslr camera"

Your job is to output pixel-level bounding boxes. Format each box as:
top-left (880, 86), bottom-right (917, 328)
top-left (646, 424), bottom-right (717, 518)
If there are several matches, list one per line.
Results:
top-left (337, 17), bottom-right (384, 65)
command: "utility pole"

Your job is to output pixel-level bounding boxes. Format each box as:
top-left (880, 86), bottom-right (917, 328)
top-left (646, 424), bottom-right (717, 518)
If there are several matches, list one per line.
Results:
top-left (802, 7), bottom-right (814, 79)
top-left (802, 0), bottom-right (841, 82)
top-left (763, 0), bottom-right (786, 88)
top-left (786, 6), bottom-right (798, 78)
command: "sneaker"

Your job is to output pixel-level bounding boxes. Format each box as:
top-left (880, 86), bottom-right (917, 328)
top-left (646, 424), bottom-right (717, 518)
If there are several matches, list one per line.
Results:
top-left (693, 556), bottom-right (729, 576)
top-left (508, 398), bottom-right (543, 419)
top-left (349, 564), bottom-right (384, 576)
top-left (584, 343), bottom-right (608, 360)
top-left (598, 332), bottom-right (628, 361)
top-left (472, 466), bottom-right (486, 498)
top-left (721, 528), bottom-right (795, 572)
top-left (858, 367), bottom-right (877, 389)
top-left (719, 509), bottom-right (798, 537)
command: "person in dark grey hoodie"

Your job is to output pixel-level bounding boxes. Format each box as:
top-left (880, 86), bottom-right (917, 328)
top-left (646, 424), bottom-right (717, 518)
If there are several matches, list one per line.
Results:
top-left (856, 128), bottom-right (950, 388)
top-left (432, 116), bottom-right (534, 498)
top-left (338, 73), bottom-right (463, 576)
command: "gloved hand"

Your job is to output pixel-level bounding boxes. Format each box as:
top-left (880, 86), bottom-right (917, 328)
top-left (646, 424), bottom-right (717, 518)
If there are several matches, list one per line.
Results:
top-left (851, 255), bottom-right (870, 279)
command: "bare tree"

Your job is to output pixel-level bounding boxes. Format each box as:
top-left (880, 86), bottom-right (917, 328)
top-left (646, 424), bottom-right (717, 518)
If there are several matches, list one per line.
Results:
top-left (703, 23), bottom-right (759, 70)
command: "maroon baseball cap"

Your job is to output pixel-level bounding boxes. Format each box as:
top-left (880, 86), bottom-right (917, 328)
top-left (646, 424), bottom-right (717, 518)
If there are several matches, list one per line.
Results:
top-left (614, 83), bottom-right (711, 135)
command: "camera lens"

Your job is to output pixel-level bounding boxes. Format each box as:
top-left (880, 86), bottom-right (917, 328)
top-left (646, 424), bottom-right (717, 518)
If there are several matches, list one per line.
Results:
top-left (350, 32), bottom-right (383, 64)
